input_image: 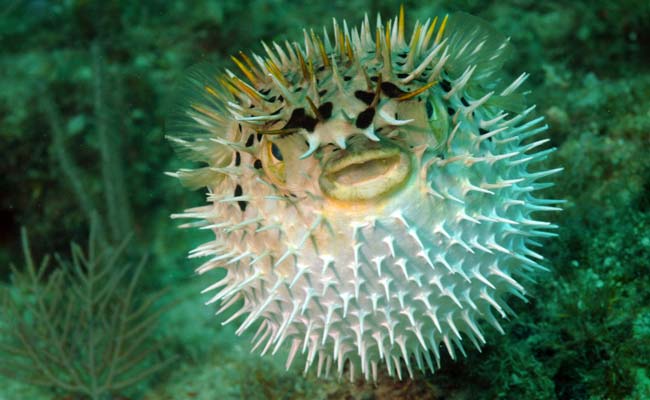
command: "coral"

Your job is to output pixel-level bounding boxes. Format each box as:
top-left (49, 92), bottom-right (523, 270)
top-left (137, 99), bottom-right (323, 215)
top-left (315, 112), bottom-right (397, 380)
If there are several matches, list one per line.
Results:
top-left (0, 224), bottom-right (171, 399)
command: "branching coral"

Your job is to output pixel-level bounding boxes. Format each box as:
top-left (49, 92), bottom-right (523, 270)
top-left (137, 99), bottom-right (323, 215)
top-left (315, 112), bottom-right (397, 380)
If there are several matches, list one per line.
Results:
top-left (0, 224), bottom-right (171, 399)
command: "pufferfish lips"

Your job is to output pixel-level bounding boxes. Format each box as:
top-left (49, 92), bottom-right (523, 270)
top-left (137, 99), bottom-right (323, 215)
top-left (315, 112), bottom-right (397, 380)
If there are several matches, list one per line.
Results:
top-left (168, 7), bottom-right (563, 382)
top-left (319, 139), bottom-right (412, 202)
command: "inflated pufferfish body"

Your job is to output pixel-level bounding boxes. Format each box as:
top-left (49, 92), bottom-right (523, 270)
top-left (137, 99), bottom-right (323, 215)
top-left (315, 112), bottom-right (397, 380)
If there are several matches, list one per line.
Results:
top-left (169, 9), bottom-right (562, 381)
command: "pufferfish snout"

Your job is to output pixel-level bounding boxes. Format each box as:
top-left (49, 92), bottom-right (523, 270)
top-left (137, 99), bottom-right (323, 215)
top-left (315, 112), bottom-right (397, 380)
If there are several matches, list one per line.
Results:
top-left (319, 138), bottom-right (411, 201)
top-left (168, 8), bottom-right (563, 381)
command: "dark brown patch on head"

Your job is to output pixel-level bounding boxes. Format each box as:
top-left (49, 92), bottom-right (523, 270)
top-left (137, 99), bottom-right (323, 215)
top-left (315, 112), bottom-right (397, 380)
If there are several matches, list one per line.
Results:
top-left (381, 82), bottom-right (407, 98)
top-left (318, 102), bottom-right (333, 119)
top-left (283, 108), bottom-right (318, 132)
top-left (354, 90), bottom-right (375, 105)
top-left (355, 108), bottom-right (375, 129)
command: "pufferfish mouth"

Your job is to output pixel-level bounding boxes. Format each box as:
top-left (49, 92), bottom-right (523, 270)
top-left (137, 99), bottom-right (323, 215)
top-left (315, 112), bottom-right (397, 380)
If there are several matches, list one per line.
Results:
top-left (319, 145), bottom-right (411, 201)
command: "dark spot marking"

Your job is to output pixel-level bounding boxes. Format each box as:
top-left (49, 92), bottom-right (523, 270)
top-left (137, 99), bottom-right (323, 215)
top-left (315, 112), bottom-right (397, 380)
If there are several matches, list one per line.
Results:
top-left (397, 73), bottom-right (409, 79)
top-left (317, 65), bottom-right (325, 72)
top-left (461, 97), bottom-right (469, 107)
top-left (271, 143), bottom-right (283, 160)
top-left (381, 82), bottom-right (407, 98)
top-left (283, 107), bottom-right (318, 132)
top-left (355, 108), bottom-right (375, 129)
top-left (259, 88), bottom-right (271, 95)
top-left (256, 133), bottom-right (263, 142)
top-left (447, 107), bottom-right (455, 116)
top-left (267, 96), bottom-right (277, 103)
top-left (234, 152), bottom-right (241, 166)
top-left (440, 79), bottom-right (451, 92)
top-left (426, 100), bottom-right (434, 119)
top-left (318, 89), bottom-right (327, 97)
top-left (238, 124), bottom-right (242, 132)
top-left (254, 159), bottom-right (263, 169)
top-left (271, 107), bottom-right (283, 115)
top-left (479, 127), bottom-right (492, 141)
top-left (318, 102), bottom-right (333, 119)
top-left (245, 134), bottom-right (255, 147)
top-left (370, 76), bottom-right (378, 82)
top-left (278, 95), bottom-right (284, 102)
top-left (398, 52), bottom-right (407, 58)
top-left (294, 86), bottom-right (302, 92)
top-left (343, 76), bottom-right (352, 81)
top-left (234, 184), bottom-right (247, 212)
top-left (395, 61), bottom-right (405, 66)
top-left (354, 90), bottom-right (375, 105)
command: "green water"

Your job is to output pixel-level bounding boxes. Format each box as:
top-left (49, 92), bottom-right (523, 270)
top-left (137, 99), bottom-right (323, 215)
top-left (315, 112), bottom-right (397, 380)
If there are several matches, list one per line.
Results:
top-left (1, 1), bottom-right (649, 399)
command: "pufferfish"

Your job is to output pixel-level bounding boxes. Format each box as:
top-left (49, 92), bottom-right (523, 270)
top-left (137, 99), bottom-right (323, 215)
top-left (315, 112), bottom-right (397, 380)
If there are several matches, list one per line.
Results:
top-left (168, 8), bottom-right (563, 381)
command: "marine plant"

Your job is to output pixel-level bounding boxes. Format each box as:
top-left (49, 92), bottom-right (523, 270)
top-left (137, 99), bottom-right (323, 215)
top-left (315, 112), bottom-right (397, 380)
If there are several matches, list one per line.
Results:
top-left (0, 223), bottom-right (170, 399)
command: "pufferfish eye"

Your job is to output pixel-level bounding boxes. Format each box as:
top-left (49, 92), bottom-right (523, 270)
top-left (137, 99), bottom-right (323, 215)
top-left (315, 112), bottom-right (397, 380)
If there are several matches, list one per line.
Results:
top-left (270, 142), bottom-right (283, 161)
top-left (263, 140), bottom-right (286, 184)
top-left (425, 98), bottom-right (434, 119)
top-left (425, 94), bottom-right (449, 147)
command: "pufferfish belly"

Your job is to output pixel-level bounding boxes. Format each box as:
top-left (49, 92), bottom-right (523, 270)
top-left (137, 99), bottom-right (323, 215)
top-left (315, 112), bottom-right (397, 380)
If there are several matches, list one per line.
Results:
top-left (168, 8), bottom-right (563, 381)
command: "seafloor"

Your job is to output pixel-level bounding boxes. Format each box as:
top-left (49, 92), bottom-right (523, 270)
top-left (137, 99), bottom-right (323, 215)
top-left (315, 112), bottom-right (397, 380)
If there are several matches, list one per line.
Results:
top-left (0, 1), bottom-right (649, 399)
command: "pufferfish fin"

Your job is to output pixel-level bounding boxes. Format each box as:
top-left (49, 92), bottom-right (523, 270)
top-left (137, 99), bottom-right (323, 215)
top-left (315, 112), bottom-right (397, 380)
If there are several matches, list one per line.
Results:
top-left (485, 88), bottom-right (528, 113)
top-left (166, 167), bottom-right (227, 190)
top-left (167, 63), bottom-right (244, 166)
top-left (444, 12), bottom-right (530, 113)
top-left (442, 12), bottom-right (512, 85)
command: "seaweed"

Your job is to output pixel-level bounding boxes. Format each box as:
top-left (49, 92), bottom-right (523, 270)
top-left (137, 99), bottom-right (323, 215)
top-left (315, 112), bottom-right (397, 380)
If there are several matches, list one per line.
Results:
top-left (0, 222), bottom-right (172, 399)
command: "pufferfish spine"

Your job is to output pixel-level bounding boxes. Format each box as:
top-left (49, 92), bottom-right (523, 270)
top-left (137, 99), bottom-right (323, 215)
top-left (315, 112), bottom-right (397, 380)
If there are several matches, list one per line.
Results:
top-left (168, 8), bottom-right (563, 382)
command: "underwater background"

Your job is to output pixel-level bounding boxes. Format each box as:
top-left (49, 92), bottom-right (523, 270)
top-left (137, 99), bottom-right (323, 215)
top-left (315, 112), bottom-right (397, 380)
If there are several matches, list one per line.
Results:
top-left (1, 0), bottom-right (649, 399)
